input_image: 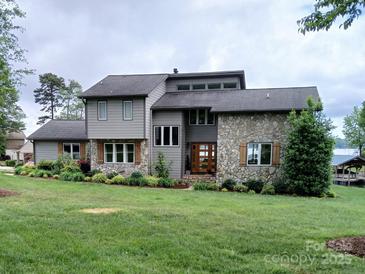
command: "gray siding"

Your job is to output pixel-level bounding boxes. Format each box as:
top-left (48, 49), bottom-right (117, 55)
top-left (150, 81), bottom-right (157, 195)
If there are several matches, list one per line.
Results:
top-left (152, 111), bottom-right (184, 178)
top-left (145, 81), bottom-right (166, 139)
top-left (166, 77), bottom-right (241, 92)
top-left (34, 141), bottom-right (58, 163)
top-left (87, 98), bottom-right (145, 139)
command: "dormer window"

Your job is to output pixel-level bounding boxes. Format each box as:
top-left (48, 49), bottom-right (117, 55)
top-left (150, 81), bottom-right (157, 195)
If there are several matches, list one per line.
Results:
top-left (223, 82), bottom-right (237, 89)
top-left (177, 84), bottom-right (190, 91)
top-left (192, 84), bottom-right (206, 90)
top-left (189, 109), bottom-right (215, 125)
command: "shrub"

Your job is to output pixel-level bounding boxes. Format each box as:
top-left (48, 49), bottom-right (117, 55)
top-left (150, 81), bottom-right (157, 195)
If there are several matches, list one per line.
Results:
top-left (193, 181), bottom-right (219, 191)
top-left (20, 170), bottom-right (28, 176)
top-left (325, 190), bottom-right (336, 198)
top-left (92, 173), bottom-right (107, 184)
top-left (5, 160), bottom-right (16, 167)
top-left (43, 174), bottom-right (49, 178)
top-left (154, 152), bottom-right (170, 178)
top-left (261, 184), bottom-right (275, 195)
top-left (60, 171), bottom-right (85, 182)
top-left (244, 179), bottom-right (265, 193)
top-left (281, 98), bottom-right (334, 196)
top-left (15, 166), bottom-right (23, 175)
top-left (106, 171), bottom-right (119, 179)
top-left (222, 179), bottom-right (236, 191)
top-left (127, 175), bottom-right (148, 186)
top-left (90, 169), bottom-right (102, 176)
top-left (248, 190), bottom-right (256, 195)
top-left (51, 157), bottom-right (65, 175)
top-left (62, 163), bottom-right (81, 173)
top-left (105, 179), bottom-right (113, 185)
top-left (53, 175), bottom-right (59, 180)
top-left (37, 160), bottom-right (54, 170)
top-left (145, 176), bottom-right (159, 187)
top-left (233, 185), bottom-right (248, 193)
top-left (34, 169), bottom-right (52, 178)
top-left (130, 171), bottom-right (143, 179)
top-left (15, 163), bottom-right (23, 168)
top-left (28, 171), bottom-right (36, 177)
top-left (79, 160), bottom-right (90, 174)
top-left (111, 175), bottom-right (125, 184)
top-left (158, 177), bottom-right (176, 188)
top-left (221, 188), bottom-right (228, 192)
top-left (84, 176), bottom-right (92, 182)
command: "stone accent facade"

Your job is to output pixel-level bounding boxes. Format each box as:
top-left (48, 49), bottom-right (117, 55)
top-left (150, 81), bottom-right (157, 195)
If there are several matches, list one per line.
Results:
top-left (90, 139), bottom-right (149, 176)
top-left (216, 113), bottom-right (288, 182)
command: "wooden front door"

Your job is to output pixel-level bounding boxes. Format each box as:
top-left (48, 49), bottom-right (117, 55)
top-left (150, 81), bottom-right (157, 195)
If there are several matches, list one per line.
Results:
top-left (191, 143), bottom-right (216, 173)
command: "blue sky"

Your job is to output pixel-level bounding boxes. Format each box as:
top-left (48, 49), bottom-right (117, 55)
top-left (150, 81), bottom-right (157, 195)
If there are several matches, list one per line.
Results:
top-left (16, 0), bottom-right (365, 137)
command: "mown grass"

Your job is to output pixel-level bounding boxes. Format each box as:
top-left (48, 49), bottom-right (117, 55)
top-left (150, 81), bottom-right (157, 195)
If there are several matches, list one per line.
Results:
top-left (0, 174), bottom-right (365, 273)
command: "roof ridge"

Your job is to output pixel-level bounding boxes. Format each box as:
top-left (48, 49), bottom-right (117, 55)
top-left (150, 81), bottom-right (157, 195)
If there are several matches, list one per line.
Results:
top-left (107, 73), bottom-right (169, 77)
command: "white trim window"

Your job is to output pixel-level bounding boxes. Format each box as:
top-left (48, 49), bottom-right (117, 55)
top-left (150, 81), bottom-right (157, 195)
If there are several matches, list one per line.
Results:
top-left (154, 126), bottom-right (179, 146)
top-left (189, 109), bottom-right (215, 125)
top-left (104, 143), bottom-right (134, 163)
top-left (98, 101), bottom-right (107, 120)
top-left (123, 101), bottom-right (133, 120)
top-left (63, 143), bottom-right (80, 160)
top-left (247, 143), bottom-right (272, 166)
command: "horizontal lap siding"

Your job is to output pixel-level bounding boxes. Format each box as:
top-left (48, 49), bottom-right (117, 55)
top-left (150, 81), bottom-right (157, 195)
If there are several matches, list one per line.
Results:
top-left (152, 111), bottom-right (184, 178)
top-left (87, 98), bottom-right (144, 139)
top-left (34, 141), bottom-right (58, 163)
top-left (145, 82), bottom-right (166, 139)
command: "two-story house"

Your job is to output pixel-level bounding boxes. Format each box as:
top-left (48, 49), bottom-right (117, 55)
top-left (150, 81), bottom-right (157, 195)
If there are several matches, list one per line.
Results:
top-left (28, 69), bottom-right (319, 181)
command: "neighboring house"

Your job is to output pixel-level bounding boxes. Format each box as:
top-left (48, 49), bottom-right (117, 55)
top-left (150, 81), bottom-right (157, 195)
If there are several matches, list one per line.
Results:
top-left (18, 141), bottom-right (34, 163)
top-left (28, 70), bottom-right (319, 181)
top-left (5, 131), bottom-right (26, 160)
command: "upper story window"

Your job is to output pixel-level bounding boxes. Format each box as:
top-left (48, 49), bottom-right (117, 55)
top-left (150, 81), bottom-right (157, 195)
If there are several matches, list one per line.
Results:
top-left (154, 126), bottom-right (179, 146)
top-left (192, 84), bottom-right (206, 90)
top-left (98, 101), bottom-right (107, 120)
top-left (223, 82), bottom-right (237, 89)
top-left (189, 109), bottom-right (215, 125)
top-left (104, 143), bottom-right (134, 163)
top-left (63, 143), bottom-right (80, 160)
top-left (207, 83), bottom-right (221, 90)
top-left (247, 143), bottom-right (272, 166)
top-left (123, 101), bottom-right (133, 120)
top-left (177, 84), bottom-right (190, 91)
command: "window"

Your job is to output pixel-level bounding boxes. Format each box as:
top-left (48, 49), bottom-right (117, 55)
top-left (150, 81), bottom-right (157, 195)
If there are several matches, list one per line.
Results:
top-left (223, 82), bottom-right (237, 89)
top-left (98, 101), bottom-right (107, 120)
top-left (154, 126), bottom-right (179, 146)
top-left (177, 84), bottom-right (190, 91)
top-left (192, 84), bottom-right (206, 90)
top-left (123, 101), bottom-right (133, 120)
top-left (104, 143), bottom-right (134, 163)
top-left (63, 143), bottom-right (80, 160)
top-left (207, 83), bottom-right (221, 89)
top-left (247, 143), bottom-right (272, 166)
top-left (189, 109), bottom-right (215, 125)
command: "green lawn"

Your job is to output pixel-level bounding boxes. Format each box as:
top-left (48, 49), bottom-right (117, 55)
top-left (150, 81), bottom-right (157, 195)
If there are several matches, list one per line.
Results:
top-left (0, 174), bottom-right (364, 273)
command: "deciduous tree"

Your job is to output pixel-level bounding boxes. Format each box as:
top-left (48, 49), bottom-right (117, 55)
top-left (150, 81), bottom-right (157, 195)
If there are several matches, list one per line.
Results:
top-left (343, 105), bottom-right (365, 156)
top-left (298, 0), bottom-right (365, 34)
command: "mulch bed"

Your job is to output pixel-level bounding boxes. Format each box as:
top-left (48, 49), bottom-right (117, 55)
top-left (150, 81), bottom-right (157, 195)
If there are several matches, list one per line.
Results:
top-left (0, 189), bottom-right (18, 197)
top-left (327, 237), bottom-right (365, 258)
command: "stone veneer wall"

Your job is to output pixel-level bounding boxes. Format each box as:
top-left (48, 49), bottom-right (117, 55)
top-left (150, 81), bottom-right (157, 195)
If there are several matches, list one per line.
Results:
top-left (90, 139), bottom-right (149, 176)
top-left (216, 113), bottom-right (289, 182)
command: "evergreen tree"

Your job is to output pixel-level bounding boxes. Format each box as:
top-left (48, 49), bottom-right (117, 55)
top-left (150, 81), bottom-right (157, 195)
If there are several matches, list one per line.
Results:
top-left (278, 97), bottom-right (334, 196)
top-left (33, 73), bottom-right (65, 125)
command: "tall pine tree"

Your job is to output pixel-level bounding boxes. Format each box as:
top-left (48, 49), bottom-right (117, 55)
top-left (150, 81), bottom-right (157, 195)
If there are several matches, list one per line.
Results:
top-left (33, 73), bottom-right (65, 125)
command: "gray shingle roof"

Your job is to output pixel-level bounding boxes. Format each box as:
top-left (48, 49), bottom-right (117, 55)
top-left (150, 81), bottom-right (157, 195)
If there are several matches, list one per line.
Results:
top-left (28, 120), bottom-right (87, 140)
top-left (80, 74), bottom-right (168, 98)
top-left (152, 87), bottom-right (319, 112)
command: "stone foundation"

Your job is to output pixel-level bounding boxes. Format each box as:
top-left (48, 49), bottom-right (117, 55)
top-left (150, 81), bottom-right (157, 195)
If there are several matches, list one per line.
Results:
top-left (90, 139), bottom-right (149, 176)
top-left (216, 113), bottom-right (288, 182)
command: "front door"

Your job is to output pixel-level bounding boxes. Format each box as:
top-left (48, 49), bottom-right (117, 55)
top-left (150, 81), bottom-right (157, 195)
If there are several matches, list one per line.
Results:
top-left (191, 143), bottom-right (216, 173)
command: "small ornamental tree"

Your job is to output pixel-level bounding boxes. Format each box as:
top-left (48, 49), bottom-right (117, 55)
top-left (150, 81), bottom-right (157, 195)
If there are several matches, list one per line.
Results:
top-left (154, 152), bottom-right (171, 178)
top-left (280, 97), bottom-right (334, 196)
